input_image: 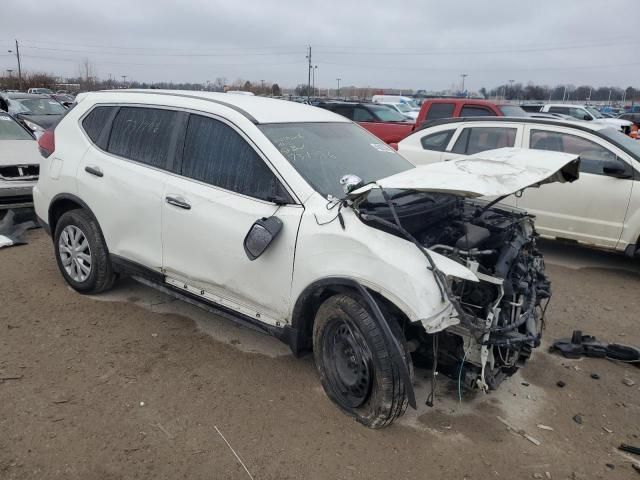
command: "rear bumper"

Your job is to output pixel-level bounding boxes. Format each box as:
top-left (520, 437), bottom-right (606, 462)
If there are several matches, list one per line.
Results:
top-left (0, 183), bottom-right (35, 210)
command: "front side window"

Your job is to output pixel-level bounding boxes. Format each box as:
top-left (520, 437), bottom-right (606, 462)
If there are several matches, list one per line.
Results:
top-left (548, 106), bottom-right (570, 115)
top-left (530, 129), bottom-right (617, 175)
top-left (182, 114), bottom-right (289, 202)
top-left (107, 107), bottom-right (177, 169)
top-left (452, 127), bottom-right (517, 155)
top-left (259, 122), bottom-right (413, 199)
top-left (420, 130), bottom-right (454, 151)
top-left (426, 103), bottom-right (455, 121)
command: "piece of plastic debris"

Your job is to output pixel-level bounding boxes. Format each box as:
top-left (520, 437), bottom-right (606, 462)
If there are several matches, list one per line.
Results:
top-left (572, 414), bottom-right (583, 425)
top-left (602, 427), bottom-right (613, 434)
top-left (557, 380), bottom-right (566, 388)
top-left (619, 444), bottom-right (640, 455)
top-left (496, 416), bottom-right (541, 446)
top-left (590, 373), bottom-right (600, 380)
top-left (545, 472), bottom-right (552, 479)
top-left (623, 378), bottom-right (636, 387)
top-left (139, 401), bottom-right (145, 407)
top-left (537, 424), bottom-right (554, 431)
top-left (631, 463), bottom-right (640, 473)
top-left (151, 333), bottom-right (158, 338)
top-left (521, 382), bottom-right (530, 387)
top-left (533, 474), bottom-right (544, 479)
top-left (605, 463), bottom-right (615, 470)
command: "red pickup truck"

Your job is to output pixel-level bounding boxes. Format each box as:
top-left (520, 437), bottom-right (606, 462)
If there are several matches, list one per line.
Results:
top-left (318, 99), bottom-right (527, 143)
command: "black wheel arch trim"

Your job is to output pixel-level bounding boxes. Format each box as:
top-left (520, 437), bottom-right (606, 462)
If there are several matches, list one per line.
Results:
top-left (291, 277), bottom-right (416, 409)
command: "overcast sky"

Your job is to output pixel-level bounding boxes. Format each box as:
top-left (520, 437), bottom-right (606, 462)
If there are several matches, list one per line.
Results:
top-left (1, 0), bottom-right (636, 91)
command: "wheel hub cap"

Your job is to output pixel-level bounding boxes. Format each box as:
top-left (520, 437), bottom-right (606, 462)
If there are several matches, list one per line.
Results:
top-left (58, 225), bottom-right (92, 283)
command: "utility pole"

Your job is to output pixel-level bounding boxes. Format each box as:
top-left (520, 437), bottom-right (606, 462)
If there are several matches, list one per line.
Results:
top-left (7, 40), bottom-right (23, 91)
top-left (306, 45), bottom-right (312, 100)
top-left (15, 40), bottom-right (22, 91)
top-left (608, 88), bottom-right (612, 105)
top-left (312, 65), bottom-right (317, 97)
top-left (121, 75), bottom-right (127, 88)
top-left (460, 73), bottom-right (468, 96)
top-left (336, 78), bottom-right (341, 98)
top-left (508, 79), bottom-right (515, 100)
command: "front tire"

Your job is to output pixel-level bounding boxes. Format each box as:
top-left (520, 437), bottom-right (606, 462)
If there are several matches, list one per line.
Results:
top-left (54, 209), bottom-right (116, 294)
top-left (312, 294), bottom-right (411, 428)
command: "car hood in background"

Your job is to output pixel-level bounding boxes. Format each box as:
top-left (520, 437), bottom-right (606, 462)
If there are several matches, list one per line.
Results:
top-left (16, 114), bottom-right (62, 130)
top-left (0, 140), bottom-right (41, 167)
top-left (597, 118), bottom-right (633, 127)
top-left (350, 148), bottom-right (580, 199)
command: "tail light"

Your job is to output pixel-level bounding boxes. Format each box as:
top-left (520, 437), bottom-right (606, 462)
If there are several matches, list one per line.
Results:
top-left (38, 129), bottom-right (55, 158)
top-left (389, 142), bottom-right (399, 151)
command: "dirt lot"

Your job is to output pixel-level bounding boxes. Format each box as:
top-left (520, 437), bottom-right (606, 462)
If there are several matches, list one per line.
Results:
top-left (1, 230), bottom-right (639, 479)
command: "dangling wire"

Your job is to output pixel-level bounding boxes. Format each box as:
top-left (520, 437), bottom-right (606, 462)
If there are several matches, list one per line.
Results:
top-left (426, 333), bottom-right (439, 407)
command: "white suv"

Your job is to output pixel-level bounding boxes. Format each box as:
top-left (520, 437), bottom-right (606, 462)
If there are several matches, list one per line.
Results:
top-left (33, 90), bottom-right (578, 428)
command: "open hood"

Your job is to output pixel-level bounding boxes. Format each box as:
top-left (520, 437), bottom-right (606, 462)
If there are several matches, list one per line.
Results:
top-left (351, 148), bottom-right (580, 199)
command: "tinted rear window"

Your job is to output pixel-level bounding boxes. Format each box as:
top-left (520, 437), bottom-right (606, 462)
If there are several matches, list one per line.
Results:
top-left (82, 106), bottom-right (116, 144)
top-left (107, 107), bottom-right (177, 169)
top-left (426, 103), bottom-right (455, 121)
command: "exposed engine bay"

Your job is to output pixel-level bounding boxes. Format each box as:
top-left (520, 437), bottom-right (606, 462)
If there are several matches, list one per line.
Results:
top-left (355, 189), bottom-right (551, 392)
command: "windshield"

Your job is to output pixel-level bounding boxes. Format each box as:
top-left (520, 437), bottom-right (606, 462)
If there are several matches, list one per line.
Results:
top-left (585, 107), bottom-right (604, 119)
top-left (0, 115), bottom-right (33, 140)
top-left (600, 127), bottom-right (640, 159)
top-left (394, 103), bottom-right (412, 113)
top-left (9, 98), bottom-right (66, 115)
top-left (259, 122), bottom-right (413, 199)
top-left (499, 105), bottom-right (528, 117)
top-left (368, 104), bottom-right (409, 122)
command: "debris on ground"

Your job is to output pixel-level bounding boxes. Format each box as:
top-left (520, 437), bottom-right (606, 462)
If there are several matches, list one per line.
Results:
top-left (602, 427), bottom-right (613, 434)
top-left (572, 414), bottom-right (583, 425)
top-left (590, 373), bottom-right (600, 380)
top-left (556, 380), bottom-right (566, 388)
top-left (0, 209), bottom-right (38, 249)
top-left (619, 444), bottom-right (640, 456)
top-left (605, 463), bottom-right (615, 469)
top-left (623, 378), bottom-right (636, 387)
top-left (496, 416), bottom-right (541, 446)
top-left (537, 424), bottom-right (554, 431)
top-left (551, 330), bottom-right (640, 363)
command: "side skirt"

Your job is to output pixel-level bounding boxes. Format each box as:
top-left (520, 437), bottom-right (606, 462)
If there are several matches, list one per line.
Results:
top-left (109, 254), bottom-right (299, 350)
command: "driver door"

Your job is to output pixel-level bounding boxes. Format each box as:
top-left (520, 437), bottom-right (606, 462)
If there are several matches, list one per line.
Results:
top-left (161, 113), bottom-right (303, 326)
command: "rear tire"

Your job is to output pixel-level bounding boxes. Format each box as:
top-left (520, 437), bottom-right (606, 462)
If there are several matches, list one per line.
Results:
top-left (312, 293), bottom-right (411, 428)
top-left (53, 209), bottom-right (117, 294)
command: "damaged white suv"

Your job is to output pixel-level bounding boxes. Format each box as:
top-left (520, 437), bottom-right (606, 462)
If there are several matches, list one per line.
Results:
top-left (33, 91), bottom-right (579, 428)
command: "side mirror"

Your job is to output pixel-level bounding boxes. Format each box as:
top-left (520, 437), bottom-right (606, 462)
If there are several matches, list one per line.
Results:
top-left (243, 216), bottom-right (283, 260)
top-left (602, 159), bottom-right (632, 179)
top-left (583, 114), bottom-right (592, 121)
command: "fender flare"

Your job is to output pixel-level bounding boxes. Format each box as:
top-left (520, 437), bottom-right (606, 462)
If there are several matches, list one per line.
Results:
top-left (291, 276), bottom-right (416, 409)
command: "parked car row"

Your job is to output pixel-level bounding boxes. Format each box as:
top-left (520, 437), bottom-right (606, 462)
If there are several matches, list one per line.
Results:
top-left (0, 92), bottom-right (68, 138)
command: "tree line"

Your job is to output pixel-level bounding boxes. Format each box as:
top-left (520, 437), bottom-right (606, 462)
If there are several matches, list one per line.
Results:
top-left (481, 83), bottom-right (638, 103)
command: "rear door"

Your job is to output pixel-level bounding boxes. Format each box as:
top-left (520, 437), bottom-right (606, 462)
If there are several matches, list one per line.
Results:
top-left (161, 112), bottom-right (303, 325)
top-left (77, 105), bottom-right (180, 269)
top-left (518, 125), bottom-right (634, 248)
top-left (441, 123), bottom-right (522, 161)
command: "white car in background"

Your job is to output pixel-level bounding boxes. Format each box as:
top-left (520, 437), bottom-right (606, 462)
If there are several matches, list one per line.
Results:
top-left (540, 104), bottom-right (633, 134)
top-left (33, 90), bottom-right (579, 428)
top-left (397, 117), bottom-right (640, 256)
top-left (0, 112), bottom-right (40, 209)
top-left (372, 95), bottom-right (419, 119)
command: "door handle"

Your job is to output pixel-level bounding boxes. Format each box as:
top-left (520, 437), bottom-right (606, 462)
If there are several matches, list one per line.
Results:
top-left (85, 165), bottom-right (103, 177)
top-left (165, 195), bottom-right (191, 210)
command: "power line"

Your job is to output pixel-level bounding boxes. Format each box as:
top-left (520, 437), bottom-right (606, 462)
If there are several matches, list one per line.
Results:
top-left (20, 45), bottom-right (305, 57)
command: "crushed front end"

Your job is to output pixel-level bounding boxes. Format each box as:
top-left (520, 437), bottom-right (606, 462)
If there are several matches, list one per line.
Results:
top-left (356, 190), bottom-right (551, 392)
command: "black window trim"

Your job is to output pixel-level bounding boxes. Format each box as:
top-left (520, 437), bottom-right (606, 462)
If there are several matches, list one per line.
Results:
top-left (78, 103), bottom-right (300, 205)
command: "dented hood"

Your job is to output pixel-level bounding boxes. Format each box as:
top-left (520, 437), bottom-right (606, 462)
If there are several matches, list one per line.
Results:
top-left (351, 148), bottom-right (580, 198)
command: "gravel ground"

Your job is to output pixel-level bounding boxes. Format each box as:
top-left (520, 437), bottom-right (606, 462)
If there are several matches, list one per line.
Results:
top-left (0, 230), bottom-right (639, 479)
